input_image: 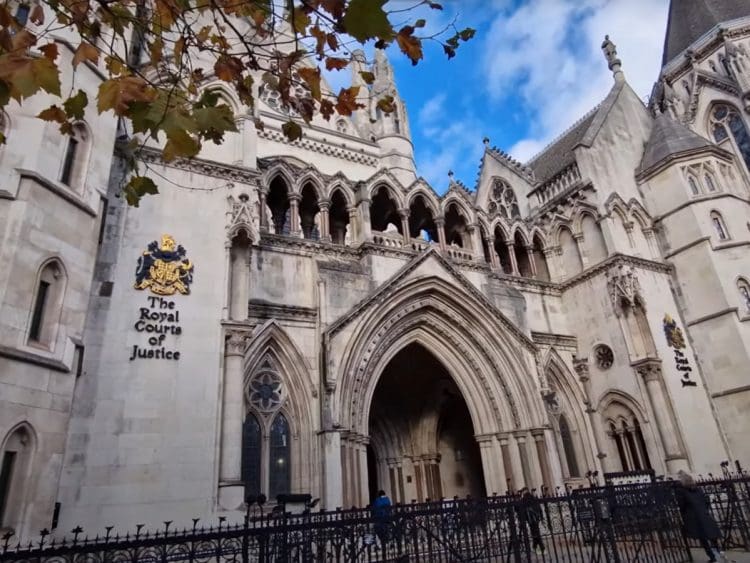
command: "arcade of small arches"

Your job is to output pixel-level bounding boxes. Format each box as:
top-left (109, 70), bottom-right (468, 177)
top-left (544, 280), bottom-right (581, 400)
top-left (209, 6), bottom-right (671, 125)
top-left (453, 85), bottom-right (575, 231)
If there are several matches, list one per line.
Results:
top-left (255, 164), bottom-right (660, 283)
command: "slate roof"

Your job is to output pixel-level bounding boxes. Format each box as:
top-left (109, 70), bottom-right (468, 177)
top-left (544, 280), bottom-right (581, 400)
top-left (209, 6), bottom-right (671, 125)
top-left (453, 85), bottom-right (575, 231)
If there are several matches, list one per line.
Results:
top-left (638, 112), bottom-right (715, 174)
top-left (661, 0), bottom-right (749, 66)
top-left (525, 81), bottom-right (624, 183)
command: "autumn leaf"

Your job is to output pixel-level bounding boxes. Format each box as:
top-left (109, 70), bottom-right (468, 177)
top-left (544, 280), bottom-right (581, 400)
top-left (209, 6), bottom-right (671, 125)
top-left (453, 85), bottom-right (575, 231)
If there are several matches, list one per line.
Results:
top-left (12, 30), bottom-right (37, 51)
top-left (319, 98), bottom-right (334, 121)
top-left (0, 55), bottom-right (61, 101)
top-left (290, 8), bottom-right (310, 34)
top-left (253, 117), bottom-right (264, 131)
top-left (104, 56), bottom-right (125, 75)
top-left (396, 29), bottom-right (422, 65)
top-left (325, 57), bottom-right (348, 71)
top-left (321, 0), bottom-right (345, 18)
top-left (335, 86), bottom-right (362, 116)
top-left (123, 176), bottom-right (159, 206)
top-left (149, 38), bottom-right (164, 64)
top-left (37, 105), bottom-right (67, 123)
top-left (376, 95), bottom-right (395, 114)
top-left (73, 42), bottom-right (99, 68)
top-left (39, 43), bottom-right (58, 61)
top-left (282, 120), bottom-right (302, 141)
top-left (97, 76), bottom-right (156, 115)
top-left (193, 105), bottom-right (237, 143)
top-left (342, 0), bottom-right (393, 43)
top-left (63, 90), bottom-right (88, 120)
top-left (163, 129), bottom-right (200, 161)
top-left (297, 67), bottom-right (321, 101)
top-left (29, 4), bottom-right (44, 25)
top-left (359, 71), bottom-right (375, 84)
top-left (214, 55), bottom-right (243, 82)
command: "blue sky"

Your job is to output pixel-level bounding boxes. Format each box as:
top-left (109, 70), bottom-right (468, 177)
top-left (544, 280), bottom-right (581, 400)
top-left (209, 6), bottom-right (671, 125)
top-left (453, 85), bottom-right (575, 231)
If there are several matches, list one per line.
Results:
top-left (380, 0), bottom-right (671, 192)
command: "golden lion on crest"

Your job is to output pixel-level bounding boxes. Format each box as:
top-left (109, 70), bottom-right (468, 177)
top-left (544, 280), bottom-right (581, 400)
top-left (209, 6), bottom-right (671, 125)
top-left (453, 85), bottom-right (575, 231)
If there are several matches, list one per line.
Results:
top-left (134, 234), bottom-right (194, 296)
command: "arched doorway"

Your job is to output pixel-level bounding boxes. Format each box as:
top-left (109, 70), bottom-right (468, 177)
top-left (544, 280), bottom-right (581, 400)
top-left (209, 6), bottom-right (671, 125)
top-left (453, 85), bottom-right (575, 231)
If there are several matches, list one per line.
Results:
top-left (367, 343), bottom-right (485, 504)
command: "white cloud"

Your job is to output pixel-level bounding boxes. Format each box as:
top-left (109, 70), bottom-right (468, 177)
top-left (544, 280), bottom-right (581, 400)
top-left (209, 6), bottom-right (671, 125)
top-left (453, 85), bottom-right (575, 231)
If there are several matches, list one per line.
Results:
top-left (418, 93), bottom-right (447, 126)
top-left (483, 0), bottom-right (669, 162)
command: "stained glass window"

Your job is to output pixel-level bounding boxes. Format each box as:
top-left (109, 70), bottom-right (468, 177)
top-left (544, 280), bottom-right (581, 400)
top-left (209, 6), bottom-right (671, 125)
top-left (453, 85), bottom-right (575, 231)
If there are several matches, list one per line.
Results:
top-left (711, 104), bottom-right (750, 170)
top-left (241, 414), bottom-right (261, 499)
top-left (269, 413), bottom-right (290, 499)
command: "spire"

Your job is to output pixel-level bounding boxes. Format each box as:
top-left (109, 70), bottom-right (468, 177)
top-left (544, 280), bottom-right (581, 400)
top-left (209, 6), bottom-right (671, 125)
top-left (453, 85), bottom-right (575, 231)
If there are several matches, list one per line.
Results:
top-left (639, 112), bottom-right (715, 175)
top-left (601, 35), bottom-right (624, 83)
top-left (661, 0), bottom-right (748, 67)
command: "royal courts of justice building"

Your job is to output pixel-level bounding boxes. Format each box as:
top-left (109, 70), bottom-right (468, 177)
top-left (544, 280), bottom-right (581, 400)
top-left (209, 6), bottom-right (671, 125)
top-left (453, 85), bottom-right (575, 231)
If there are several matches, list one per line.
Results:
top-left (1, 0), bottom-right (750, 542)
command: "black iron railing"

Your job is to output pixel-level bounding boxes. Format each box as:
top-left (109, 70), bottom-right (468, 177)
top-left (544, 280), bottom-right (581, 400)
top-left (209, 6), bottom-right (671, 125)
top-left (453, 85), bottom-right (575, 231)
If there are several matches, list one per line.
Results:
top-left (2, 474), bottom-right (749, 562)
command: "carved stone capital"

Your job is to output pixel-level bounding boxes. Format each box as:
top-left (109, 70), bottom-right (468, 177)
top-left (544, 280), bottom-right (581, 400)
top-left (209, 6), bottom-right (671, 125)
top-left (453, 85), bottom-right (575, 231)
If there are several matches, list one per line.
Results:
top-left (632, 357), bottom-right (662, 382)
top-left (572, 356), bottom-right (590, 379)
top-left (606, 264), bottom-right (643, 317)
top-left (225, 330), bottom-right (251, 356)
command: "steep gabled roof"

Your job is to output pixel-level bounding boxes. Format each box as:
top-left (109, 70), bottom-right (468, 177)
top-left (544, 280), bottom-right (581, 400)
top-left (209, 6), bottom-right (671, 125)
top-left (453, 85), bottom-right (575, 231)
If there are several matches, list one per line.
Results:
top-left (638, 112), bottom-right (717, 175)
top-left (661, 0), bottom-right (749, 66)
top-left (525, 81), bottom-right (625, 183)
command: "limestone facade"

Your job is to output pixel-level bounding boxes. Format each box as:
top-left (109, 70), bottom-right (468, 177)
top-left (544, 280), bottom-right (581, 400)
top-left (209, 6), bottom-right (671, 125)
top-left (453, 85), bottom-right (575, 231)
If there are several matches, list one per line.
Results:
top-left (0, 2), bottom-right (749, 542)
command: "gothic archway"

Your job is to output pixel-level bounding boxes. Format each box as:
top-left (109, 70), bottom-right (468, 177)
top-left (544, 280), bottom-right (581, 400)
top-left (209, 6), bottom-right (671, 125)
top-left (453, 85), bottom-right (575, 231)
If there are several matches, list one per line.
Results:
top-left (367, 343), bottom-right (486, 504)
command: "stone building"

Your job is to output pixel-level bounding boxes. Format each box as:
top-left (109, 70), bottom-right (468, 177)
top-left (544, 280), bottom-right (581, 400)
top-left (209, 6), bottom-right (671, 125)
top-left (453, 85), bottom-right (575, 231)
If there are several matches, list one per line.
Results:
top-left (1, 0), bottom-right (749, 540)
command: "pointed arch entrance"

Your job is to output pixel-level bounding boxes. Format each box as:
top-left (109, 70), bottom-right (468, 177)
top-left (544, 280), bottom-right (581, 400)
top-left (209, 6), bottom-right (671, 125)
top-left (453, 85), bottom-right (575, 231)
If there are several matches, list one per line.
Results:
top-left (367, 343), bottom-right (485, 504)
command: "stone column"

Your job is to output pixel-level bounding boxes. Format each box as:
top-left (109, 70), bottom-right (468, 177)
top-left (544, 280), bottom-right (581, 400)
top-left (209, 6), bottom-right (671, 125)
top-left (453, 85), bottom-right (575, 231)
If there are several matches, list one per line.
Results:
top-left (258, 190), bottom-right (268, 233)
top-left (358, 198), bottom-right (372, 242)
top-left (218, 330), bottom-right (248, 510)
top-left (435, 217), bottom-right (446, 251)
top-left (488, 236), bottom-right (500, 269)
top-left (574, 357), bottom-right (608, 473)
top-left (229, 242), bottom-right (249, 321)
top-left (357, 437), bottom-right (369, 507)
top-left (506, 242), bottom-right (519, 275)
top-left (573, 233), bottom-right (587, 268)
top-left (289, 194), bottom-right (301, 237)
top-left (526, 245), bottom-right (538, 277)
top-left (468, 223), bottom-right (483, 260)
top-left (514, 432), bottom-right (533, 488)
top-left (318, 200), bottom-right (331, 242)
top-left (532, 430), bottom-right (552, 490)
top-left (347, 206), bottom-right (358, 245)
top-left (505, 432), bottom-right (526, 491)
top-left (476, 435), bottom-right (499, 495)
top-left (321, 429), bottom-right (343, 510)
top-left (633, 358), bottom-right (687, 473)
top-left (398, 207), bottom-right (410, 246)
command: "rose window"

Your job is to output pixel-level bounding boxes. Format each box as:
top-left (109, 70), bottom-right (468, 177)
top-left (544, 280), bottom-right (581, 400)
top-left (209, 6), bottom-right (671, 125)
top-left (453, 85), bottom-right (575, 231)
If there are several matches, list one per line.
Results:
top-left (249, 371), bottom-right (283, 411)
top-left (594, 344), bottom-right (614, 370)
top-left (490, 179), bottom-right (520, 220)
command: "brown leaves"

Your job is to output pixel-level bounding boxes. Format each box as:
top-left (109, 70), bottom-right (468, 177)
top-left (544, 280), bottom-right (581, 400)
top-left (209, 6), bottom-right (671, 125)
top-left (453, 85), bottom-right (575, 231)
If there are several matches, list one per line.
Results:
top-left (335, 86), bottom-right (362, 116)
top-left (73, 42), bottom-right (99, 68)
top-left (97, 76), bottom-right (156, 115)
top-left (342, 0), bottom-right (393, 43)
top-left (214, 55), bottom-right (243, 82)
top-left (325, 57), bottom-right (348, 71)
top-left (297, 67), bottom-right (321, 101)
top-left (29, 4), bottom-right (45, 25)
top-left (39, 43), bottom-right (59, 61)
top-left (0, 54), bottom-right (60, 101)
top-left (37, 105), bottom-right (66, 123)
top-left (396, 27), bottom-right (423, 65)
top-left (282, 120), bottom-right (302, 141)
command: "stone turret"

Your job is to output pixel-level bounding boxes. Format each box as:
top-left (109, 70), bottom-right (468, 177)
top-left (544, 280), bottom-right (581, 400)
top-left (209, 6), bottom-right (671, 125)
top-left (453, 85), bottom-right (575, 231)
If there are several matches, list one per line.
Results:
top-left (721, 32), bottom-right (750, 112)
top-left (370, 48), bottom-right (416, 184)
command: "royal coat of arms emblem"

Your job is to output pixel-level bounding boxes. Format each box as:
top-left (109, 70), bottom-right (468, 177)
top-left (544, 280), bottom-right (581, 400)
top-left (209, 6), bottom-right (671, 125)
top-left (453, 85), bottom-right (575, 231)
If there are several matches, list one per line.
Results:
top-left (663, 314), bottom-right (686, 349)
top-left (134, 234), bottom-right (194, 295)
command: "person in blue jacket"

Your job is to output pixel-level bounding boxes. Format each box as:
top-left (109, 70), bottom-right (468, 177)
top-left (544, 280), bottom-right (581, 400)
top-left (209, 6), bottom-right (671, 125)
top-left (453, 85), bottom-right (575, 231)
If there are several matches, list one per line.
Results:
top-left (372, 490), bottom-right (392, 544)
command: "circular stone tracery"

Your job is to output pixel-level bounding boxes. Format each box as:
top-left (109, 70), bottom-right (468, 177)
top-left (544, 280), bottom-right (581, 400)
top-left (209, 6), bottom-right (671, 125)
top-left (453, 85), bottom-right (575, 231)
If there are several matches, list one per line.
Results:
top-left (594, 344), bottom-right (614, 370)
top-left (248, 370), bottom-right (283, 411)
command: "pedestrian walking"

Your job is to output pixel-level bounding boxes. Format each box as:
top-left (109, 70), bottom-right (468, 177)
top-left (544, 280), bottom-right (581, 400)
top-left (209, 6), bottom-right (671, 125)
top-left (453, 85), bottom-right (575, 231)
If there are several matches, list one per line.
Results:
top-left (516, 487), bottom-right (545, 555)
top-left (675, 470), bottom-right (726, 562)
top-left (372, 490), bottom-right (392, 544)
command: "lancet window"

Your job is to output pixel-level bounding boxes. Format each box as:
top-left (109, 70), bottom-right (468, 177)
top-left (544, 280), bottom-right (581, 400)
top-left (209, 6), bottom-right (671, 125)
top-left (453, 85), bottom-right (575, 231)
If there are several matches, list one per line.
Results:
top-left (738, 278), bottom-right (750, 314)
top-left (242, 355), bottom-right (292, 501)
top-left (605, 403), bottom-right (651, 472)
top-left (711, 104), bottom-right (750, 170)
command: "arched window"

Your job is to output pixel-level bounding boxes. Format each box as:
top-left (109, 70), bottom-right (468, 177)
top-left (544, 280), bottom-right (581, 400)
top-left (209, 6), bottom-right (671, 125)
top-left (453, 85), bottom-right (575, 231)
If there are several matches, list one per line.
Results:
top-left (488, 179), bottom-right (520, 220)
top-left (738, 278), bottom-right (750, 314)
top-left (710, 211), bottom-right (729, 241)
top-left (60, 123), bottom-right (90, 191)
top-left (687, 175), bottom-right (700, 196)
top-left (28, 260), bottom-right (66, 348)
top-left (299, 183), bottom-right (320, 240)
top-left (704, 172), bottom-right (717, 192)
top-left (408, 194), bottom-right (438, 242)
top-left (604, 401), bottom-right (652, 472)
top-left (559, 227), bottom-right (583, 277)
top-left (269, 413), bottom-right (291, 499)
top-left (493, 226), bottom-right (512, 274)
top-left (581, 214), bottom-right (608, 265)
top-left (370, 186), bottom-right (401, 234)
top-left (241, 414), bottom-right (262, 499)
top-left (513, 231), bottom-right (532, 277)
top-left (329, 189), bottom-right (350, 245)
top-left (267, 175), bottom-right (290, 235)
top-left (710, 104), bottom-right (750, 170)
top-left (444, 202), bottom-right (468, 248)
top-left (531, 234), bottom-right (550, 281)
top-left (0, 424), bottom-right (34, 531)
top-left (559, 414), bottom-right (581, 478)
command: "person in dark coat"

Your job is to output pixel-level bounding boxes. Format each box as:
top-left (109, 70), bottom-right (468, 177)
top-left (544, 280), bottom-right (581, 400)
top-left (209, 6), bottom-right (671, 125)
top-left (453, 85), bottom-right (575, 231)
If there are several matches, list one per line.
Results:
top-left (516, 487), bottom-right (545, 555)
top-left (372, 490), bottom-right (392, 544)
top-left (675, 470), bottom-right (724, 562)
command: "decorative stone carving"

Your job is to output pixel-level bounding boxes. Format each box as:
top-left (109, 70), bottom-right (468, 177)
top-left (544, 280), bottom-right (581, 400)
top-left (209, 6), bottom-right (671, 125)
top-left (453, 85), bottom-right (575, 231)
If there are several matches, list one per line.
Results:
top-left (634, 358), bottom-right (662, 383)
top-left (227, 193), bottom-right (260, 243)
top-left (247, 355), bottom-right (285, 412)
top-left (541, 389), bottom-right (561, 417)
top-left (225, 330), bottom-right (250, 356)
top-left (572, 356), bottom-right (589, 380)
top-left (594, 344), bottom-right (614, 370)
top-left (606, 264), bottom-right (642, 317)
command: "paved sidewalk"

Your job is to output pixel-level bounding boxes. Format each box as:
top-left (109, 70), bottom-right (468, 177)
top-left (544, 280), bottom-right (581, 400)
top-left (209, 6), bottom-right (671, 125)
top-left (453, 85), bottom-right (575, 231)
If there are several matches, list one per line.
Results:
top-left (690, 549), bottom-right (750, 562)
